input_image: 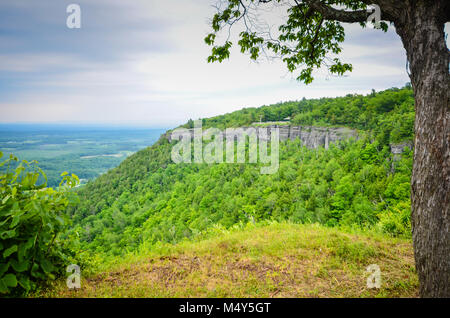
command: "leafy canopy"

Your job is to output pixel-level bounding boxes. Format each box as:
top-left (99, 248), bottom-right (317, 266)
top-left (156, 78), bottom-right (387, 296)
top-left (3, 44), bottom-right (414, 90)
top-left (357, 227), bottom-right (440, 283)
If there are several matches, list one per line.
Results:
top-left (69, 87), bottom-right (414, 257)
top-left (205, 0), bottom-right (388, 83)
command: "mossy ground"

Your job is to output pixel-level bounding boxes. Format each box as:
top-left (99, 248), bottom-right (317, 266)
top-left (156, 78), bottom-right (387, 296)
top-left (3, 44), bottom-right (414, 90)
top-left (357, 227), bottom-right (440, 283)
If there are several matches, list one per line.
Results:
top-left (38, 223), bottom-right (418, 298)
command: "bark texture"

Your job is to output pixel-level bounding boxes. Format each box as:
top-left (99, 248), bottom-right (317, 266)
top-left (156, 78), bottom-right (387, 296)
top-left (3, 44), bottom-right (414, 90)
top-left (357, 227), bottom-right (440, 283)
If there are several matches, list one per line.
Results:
top-left (394, 0), bottom-right (450, 297)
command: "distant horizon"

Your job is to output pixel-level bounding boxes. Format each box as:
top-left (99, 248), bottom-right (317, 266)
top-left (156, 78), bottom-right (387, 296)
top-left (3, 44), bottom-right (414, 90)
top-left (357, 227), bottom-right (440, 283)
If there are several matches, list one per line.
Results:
top-left (0, 123), bottom-right (172, 131)
top-left (0, 84), bottom-right (412, 130)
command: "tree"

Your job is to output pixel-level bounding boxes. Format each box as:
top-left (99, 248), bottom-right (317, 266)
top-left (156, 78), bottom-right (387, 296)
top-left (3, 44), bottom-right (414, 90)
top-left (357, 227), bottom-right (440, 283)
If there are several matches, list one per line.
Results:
top-left (205, 0), bottom-right (449, 297)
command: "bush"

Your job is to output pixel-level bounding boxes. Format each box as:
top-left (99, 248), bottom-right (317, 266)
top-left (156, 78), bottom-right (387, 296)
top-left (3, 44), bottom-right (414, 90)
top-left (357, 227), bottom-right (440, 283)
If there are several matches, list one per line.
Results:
top-left (0, 152), bottom-right (79, 296)
top-left (378, 201), bottom-right (411, 237)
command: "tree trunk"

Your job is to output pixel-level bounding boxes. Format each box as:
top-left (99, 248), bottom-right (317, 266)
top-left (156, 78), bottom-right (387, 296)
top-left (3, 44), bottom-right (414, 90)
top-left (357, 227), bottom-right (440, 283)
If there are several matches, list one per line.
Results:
top-left (395, 1), bottom-right (449, 297)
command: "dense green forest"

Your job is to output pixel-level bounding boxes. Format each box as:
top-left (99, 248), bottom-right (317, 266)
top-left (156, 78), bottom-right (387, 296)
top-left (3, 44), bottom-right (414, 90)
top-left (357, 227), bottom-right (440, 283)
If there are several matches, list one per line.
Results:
top-left (1, 86), bottom-right (415, 295)
top-left (68, 85), bottom-right (414, 256)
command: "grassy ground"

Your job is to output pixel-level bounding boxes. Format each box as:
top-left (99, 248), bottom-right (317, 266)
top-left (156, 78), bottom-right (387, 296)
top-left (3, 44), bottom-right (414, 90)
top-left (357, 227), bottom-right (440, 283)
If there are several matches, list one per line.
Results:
top-left (39, 223), bottom-right (418, 298)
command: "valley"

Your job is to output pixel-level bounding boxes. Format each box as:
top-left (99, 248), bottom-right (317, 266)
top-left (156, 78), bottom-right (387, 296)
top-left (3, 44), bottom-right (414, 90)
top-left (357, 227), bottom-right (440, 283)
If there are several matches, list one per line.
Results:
top-left (0, 126), bottom-right (166, 187)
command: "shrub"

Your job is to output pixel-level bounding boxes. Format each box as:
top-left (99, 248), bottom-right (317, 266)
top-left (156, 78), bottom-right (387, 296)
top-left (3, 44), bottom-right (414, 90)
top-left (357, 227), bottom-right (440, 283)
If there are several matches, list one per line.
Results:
top-left (378, 201), bottom-right (411, 237)
top-left (0, 152), bottom-right (79, 296)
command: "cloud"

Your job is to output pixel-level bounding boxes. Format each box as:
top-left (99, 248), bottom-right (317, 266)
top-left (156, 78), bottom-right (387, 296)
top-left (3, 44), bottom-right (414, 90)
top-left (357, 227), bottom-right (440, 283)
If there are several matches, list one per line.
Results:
top-left (0, 0), bottom-right (410, 127)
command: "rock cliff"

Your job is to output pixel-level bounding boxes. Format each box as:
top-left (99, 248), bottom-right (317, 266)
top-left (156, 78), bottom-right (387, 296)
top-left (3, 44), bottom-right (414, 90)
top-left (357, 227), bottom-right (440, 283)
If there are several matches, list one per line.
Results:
top-left (168, 125), bottom-right (359, 150)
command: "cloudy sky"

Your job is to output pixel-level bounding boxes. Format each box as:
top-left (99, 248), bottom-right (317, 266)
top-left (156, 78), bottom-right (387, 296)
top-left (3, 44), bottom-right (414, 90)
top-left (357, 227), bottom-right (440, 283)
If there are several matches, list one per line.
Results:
top-left (0, 0), bottom-right (441, 128)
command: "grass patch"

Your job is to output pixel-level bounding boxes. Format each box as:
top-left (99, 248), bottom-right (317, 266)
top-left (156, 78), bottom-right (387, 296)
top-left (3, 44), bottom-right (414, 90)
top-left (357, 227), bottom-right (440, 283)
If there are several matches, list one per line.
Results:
top-left (36, 222), bottom-right (418, 298)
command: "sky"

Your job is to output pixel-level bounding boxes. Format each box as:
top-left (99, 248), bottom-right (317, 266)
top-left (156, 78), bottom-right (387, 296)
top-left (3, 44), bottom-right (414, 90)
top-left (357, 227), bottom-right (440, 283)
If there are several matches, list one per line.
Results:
top-left (0, 0), bottom-right (444, 128)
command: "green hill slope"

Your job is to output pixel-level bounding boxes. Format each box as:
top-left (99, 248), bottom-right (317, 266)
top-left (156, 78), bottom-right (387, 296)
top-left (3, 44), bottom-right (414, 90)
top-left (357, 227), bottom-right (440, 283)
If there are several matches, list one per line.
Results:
top-left (42, 222), bottom-right (418, 298)
top-left (67, 86), bottom-right (414, 257)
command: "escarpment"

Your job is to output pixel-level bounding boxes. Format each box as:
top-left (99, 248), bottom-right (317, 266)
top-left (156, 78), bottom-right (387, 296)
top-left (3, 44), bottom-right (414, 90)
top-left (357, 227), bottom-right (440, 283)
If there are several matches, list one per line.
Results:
top-left (168, 125), bottom-right (359, 150)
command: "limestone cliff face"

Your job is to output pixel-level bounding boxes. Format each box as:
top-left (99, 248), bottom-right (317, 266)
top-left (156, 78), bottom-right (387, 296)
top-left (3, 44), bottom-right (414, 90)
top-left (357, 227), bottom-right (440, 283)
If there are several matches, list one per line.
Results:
top-left (168, 125), bottom-right (359, 150)
top-left (277, 125), bottom-right (358, 149)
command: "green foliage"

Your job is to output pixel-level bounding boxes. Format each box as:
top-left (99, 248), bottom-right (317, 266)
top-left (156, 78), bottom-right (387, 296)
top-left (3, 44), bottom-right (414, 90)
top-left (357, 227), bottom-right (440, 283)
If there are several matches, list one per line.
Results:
top-left (205, 1), bottom-right (388, 84)
top-left (66, 87), bottom-right (414, 258)
top-left (37, 222), bottom-right (418, 298)
top-left (199, 86), bottom-right (414, 149)
top-left (0, 152), bottom-right (79, 296)
top-left (378, 201), bottom-right (411, 237)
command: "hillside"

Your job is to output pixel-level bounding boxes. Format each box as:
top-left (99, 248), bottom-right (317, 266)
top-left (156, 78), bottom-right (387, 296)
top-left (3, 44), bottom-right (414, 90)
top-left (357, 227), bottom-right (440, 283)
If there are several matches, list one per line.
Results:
top-left (41, 223), bottom-right (418, 298)
top-left (67, 86), bottom-right (414, 257)
top-left (0, 86), bottom-right (417, 297)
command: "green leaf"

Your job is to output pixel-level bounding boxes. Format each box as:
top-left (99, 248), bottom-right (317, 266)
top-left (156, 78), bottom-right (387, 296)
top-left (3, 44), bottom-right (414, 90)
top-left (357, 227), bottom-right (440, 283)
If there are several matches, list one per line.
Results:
top-left (55, 215), bottom-right (65, 226)
top-left (0, 280), bottom-right (8, 294)
top-left (40, 258), bottom-right (55, 274)
top-left (10, 214), bottom-right (21, 228)
top-left (37, 167), bottom-right (47, 186)
top-left (0, 208), bottom-right (14, 218)
top-left (17, 276), bottom-right (31, 291)
top-left (60, 171), bottom-right (68, 177)
top-left (31, 200), bottom-right (40, 212)
top-left (3, 245), bottom-right (18, 258)
top-left (11, 259), bottom-right (29, 272)
top-left (0, 230), bottom-right (16, 239)
top-left (0, 218), bottom-right (9, 227)
top-left (31, 263), bottom-right (44, 279)
top-left (18, 238), bottom-right (34, 262)
top-left (2, 194), bottom-right (10, 205)
top-left (0, 263), bottom-right (9, 277)
top-left (2, 273), bottom-right (17, 287)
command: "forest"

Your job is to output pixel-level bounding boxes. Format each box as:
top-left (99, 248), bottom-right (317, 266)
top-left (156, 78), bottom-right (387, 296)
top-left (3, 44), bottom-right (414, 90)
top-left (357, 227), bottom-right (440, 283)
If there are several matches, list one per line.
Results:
top-left (0, 85), bottom-right (415, 295)
top-left (69, 85), bottom-right (414, 255)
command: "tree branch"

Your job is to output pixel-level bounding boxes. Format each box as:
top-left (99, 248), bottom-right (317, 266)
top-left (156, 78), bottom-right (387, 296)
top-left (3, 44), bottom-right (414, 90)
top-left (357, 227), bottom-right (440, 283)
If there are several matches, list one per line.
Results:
top-left (310, 17), bottom-right (324, 59)
top-left (304, 0), bottom-right (370, 23)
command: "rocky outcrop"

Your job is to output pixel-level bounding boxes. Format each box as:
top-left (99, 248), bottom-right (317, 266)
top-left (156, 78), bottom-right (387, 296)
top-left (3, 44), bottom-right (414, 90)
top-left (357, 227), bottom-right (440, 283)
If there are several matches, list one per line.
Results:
top-left (279, 125), bottom-right (358, 149)
top-left (167, 124), bottom-right (415, 158)
top-left (168, 125), bottom-right (359, 150)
